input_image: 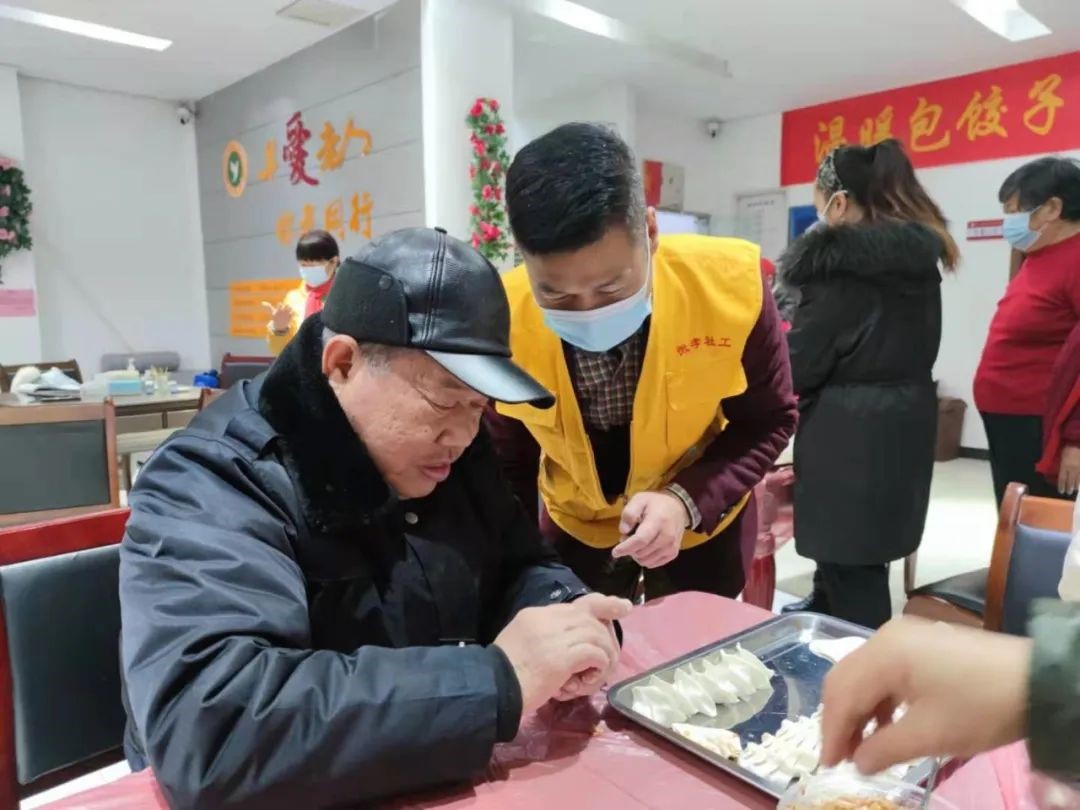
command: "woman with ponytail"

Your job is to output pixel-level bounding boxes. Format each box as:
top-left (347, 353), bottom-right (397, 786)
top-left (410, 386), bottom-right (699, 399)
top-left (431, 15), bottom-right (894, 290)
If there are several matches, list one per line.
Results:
top-left (778, 139), bottom-right (957, 628)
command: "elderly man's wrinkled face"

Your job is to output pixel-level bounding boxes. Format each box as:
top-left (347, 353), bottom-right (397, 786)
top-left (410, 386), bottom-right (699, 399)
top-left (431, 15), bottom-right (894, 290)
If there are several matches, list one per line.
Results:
top-left (323, 337), bottom-right (488, 499)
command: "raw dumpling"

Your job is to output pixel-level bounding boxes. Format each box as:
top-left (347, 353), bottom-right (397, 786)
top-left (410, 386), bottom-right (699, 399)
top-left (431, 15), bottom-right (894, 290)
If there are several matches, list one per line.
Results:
top-left (673, 669), bottom-right (718, 718)
top-left (685, 659), bottom-right (742, 704)
top-left (740, 712), bottom-right (822, 784)
top-left (733, 644), bottom-right (773, 686)
top-left (631, 683), bottom-right (687, 726)
top-left (715, 650), bottom-right (764, 693)
top-left (672, 723), bottom-right (742, 760)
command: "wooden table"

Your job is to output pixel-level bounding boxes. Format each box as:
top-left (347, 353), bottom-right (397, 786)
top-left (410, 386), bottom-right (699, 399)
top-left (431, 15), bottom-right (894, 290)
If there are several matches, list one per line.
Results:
top-left (0, 390), bottom-right (203, 434)
top-left (40, 593), bottom-right (1023, 809)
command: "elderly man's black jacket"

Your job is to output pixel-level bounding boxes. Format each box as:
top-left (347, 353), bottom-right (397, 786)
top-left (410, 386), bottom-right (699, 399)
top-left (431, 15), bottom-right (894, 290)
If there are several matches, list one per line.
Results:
top-left (120, 316), bottom-right (588, 809)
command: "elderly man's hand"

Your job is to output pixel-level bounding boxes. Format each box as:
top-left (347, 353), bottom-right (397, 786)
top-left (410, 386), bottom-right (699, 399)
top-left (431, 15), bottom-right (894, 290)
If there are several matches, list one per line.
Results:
top-left (1059, 445), bottom-right (1080, 496)
top-left (553, 595), bottom-right (623, 702)
top-left (495, 595), bottom-right (632, 717)
top-left (820, 617), bottom-right (1031, 775)
top-left (611, 491), bottom-right (689, 569)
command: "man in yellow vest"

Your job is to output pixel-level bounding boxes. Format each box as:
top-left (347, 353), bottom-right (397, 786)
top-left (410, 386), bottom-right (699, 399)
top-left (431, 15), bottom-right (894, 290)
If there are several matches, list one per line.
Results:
top-left (485, 124), bottom-right (798, 600)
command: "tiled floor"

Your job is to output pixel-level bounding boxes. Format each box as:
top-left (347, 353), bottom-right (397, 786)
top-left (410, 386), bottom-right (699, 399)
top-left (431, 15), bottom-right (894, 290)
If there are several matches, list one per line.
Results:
top-left (774, 458), bottom-right (1000, 615)
top-left (32, 459), bottom-right (1000, 808)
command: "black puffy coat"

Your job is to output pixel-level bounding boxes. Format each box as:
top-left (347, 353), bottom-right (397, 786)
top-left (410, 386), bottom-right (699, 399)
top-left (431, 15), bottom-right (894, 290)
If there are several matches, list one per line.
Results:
top-left (119, 316), bottom-right (589, 809)
top-left (779, 221), bottom-right (943, 565)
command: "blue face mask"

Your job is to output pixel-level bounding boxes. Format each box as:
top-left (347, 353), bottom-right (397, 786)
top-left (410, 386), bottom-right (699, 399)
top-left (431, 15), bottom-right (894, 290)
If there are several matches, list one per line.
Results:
top-left (541, 262), bottom-right (652, 353)
top-left (1003, 210), bottom-right (1044, 252)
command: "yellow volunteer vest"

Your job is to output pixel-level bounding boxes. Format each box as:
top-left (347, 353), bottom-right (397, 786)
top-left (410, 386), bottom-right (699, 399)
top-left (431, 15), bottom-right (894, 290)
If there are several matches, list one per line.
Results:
top-left (496, 234), bottom-right (763, 550)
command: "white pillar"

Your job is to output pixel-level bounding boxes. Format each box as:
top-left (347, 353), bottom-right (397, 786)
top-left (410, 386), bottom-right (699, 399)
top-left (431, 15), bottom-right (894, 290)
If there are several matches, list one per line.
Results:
top-left (421, 0), bottom-right (514, 245)
top-left (0, 65), bottom-right (41, 360)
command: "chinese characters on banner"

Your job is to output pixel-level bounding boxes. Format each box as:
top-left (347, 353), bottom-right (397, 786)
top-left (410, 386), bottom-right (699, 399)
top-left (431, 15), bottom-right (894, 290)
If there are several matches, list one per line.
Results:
top-left (220, 110), bottom-right (376, 249)
top-left (781, 51), bottom-right (1080, 186)
top-left (228, 279), bottom-right (300, 338)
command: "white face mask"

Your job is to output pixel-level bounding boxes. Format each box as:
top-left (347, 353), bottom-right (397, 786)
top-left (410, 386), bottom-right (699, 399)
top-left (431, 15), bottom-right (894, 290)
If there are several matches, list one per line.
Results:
top-left (299, 263), bottom-right (331, 288)
top-left (816, 191), bottom-right (844, 228)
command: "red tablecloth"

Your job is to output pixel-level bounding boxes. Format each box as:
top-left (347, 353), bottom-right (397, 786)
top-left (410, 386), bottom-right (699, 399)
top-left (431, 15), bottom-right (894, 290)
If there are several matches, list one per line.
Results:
top-left (45, 593), bottom-right (1023, 809)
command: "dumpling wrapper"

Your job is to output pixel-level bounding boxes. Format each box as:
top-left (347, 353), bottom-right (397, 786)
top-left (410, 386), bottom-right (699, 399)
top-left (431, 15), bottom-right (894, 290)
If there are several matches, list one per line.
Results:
top-left (733, 644), bottom-right (773, 684)
top-left (631, 684), bottom-right (687, 726)
top-left (716, 651), bottom-right (764, 693)
top-left (673, 669), bottom-right (718, 718)
top-left (807, 636), bottom-right (866, 664)
top-left (646, 675), bottom-right (697, 717)
top-left (673, 723), bottom-right (742, 759)
top-left (687, 659), bottom-right (742, 704)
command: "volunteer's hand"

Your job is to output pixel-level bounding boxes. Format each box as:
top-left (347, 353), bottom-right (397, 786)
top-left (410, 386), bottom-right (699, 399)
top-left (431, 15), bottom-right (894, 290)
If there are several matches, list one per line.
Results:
top-left (495, 595), bottom-right (632, 715)
top-left (262, 301), bottom-right (295, 334)
top-left (554, 594), bottom-right (625, 701)
top-left (612, 491), bottom-right (689, 568)
top-left (1059, 444), bottom-right (1080, 496)
top-left (821, 617), bottom-right (1031, 775)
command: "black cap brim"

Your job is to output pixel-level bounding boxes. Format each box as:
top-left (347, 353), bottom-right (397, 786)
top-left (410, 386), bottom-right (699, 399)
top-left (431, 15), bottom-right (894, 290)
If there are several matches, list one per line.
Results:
top-left (426, 351), bottom-right (555, 409)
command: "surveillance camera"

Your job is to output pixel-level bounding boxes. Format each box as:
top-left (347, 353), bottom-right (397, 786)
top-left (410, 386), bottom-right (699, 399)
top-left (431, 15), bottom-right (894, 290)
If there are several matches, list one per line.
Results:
top-left (705, 119), bottom-right (722, 139)
top-left (176, 104), bottom-right (195, 126)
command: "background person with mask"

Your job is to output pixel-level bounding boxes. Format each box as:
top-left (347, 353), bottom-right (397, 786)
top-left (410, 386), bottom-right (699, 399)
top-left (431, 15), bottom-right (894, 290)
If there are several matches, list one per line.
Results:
top-left (975, 157), bottom-right (1080, 504)
top-left (264, 229), bottom-right (341, 356)
top-left (484, 123), bottom-right (797, 601)
top-left (778, 139), bottom-right (958, 629)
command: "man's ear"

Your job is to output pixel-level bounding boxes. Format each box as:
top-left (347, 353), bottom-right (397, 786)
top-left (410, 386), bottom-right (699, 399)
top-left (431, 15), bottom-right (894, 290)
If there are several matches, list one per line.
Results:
top-left (646, 207), bottom-right (659, 257)
top-left (1041, 196), bottom-right (1064, 224)
top-left (322, 334), bottom-right (360, 388)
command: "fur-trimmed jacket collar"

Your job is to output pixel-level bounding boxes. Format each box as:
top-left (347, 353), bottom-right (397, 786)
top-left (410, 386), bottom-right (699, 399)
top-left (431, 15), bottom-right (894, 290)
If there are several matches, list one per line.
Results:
top-left (258, 314), bottom-right (397, 534)
top-left (780, 219), bottom-right (944, 289)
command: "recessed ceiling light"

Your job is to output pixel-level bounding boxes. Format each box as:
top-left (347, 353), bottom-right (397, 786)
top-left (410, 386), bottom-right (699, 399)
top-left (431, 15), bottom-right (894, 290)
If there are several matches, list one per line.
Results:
top-left (950, 0), bottom-right (1051, 42)
top-left (0, 3), bottom-right (172, 51)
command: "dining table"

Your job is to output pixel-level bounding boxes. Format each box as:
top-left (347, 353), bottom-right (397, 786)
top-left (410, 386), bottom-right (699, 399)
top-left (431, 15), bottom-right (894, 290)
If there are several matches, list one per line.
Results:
top-left (41, 592), bottom-right (1031, 809)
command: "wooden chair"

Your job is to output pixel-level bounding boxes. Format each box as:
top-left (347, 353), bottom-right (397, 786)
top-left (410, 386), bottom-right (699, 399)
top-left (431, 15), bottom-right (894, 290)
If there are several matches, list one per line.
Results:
top-left (0, 508), bottom-right (130, 809)
top-left (905, 483), bottom-right (1075, 633)
top-left (0, 360), bottom-right (82, 393)
top-left (219, 353), bottom-right (273, 390)
top-left (0, 402), bottom-right (119, 527)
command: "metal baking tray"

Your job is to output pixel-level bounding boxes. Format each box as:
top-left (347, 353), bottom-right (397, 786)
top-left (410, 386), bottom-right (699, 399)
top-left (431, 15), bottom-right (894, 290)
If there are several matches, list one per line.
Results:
top-left (607, 612), bottom-right (936, 799)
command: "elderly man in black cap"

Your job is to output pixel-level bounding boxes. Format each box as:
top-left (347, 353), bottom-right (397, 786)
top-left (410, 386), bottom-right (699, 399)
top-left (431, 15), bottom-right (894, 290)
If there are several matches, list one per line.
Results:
top-left (119, 228), bottom-right (630, 810)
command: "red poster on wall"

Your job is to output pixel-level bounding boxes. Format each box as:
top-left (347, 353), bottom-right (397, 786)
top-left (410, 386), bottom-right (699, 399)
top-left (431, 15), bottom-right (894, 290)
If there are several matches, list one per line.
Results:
top-left (781, 51), bottom-right (1080, 186)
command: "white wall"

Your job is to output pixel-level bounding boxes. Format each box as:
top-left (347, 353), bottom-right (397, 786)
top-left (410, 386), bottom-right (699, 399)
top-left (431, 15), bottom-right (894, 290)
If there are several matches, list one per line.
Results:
top-left (20, 77), bottom-right (210, 375)
top-left (0, 65), bottom-right (41, 362)
top-left (516, 82), bottom-right (637, 152)
top-left (635, 100), bottom-right (781, 235)
top-left (423, 0), bottom-right (513, 245)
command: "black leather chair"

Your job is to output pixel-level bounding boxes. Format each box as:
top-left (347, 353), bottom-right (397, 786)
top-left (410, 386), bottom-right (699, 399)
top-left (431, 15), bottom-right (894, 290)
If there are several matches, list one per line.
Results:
top-left (905, 483), bottom-right (1074, 634)
top-left (0, 508), bottom-right (129, 808)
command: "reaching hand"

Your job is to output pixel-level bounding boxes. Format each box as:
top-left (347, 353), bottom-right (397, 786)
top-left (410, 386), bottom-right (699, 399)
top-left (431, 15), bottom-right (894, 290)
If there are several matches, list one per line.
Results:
top-left (1059, 445), bottom-right (1080, 496)
top-left (262, 301), bottom-right (295, 334)
top-left (820, 617), bottom-right (1031, 775)
top-left (612, 491), bottom-right (690, 569)
top-left (494, 594), bottom-right (632, 718)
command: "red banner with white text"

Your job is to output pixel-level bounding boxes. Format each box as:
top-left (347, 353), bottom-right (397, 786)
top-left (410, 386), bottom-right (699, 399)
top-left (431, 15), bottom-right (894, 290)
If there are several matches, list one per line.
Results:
top-left (781, 51), bottom-right (1080, 186)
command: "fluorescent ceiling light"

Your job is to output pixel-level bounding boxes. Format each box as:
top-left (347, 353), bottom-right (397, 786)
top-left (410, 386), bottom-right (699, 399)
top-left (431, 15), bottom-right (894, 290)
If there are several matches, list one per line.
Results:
top-left (0, 3), bottom-right (172, 51)
top-left (950, 0), bottom-right (1051, 42)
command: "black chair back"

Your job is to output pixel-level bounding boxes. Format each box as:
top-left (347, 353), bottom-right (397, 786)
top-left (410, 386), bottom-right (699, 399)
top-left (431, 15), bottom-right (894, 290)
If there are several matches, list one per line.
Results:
top-left (1002, 522), bottom-right (1072, 635)
top-left (0, 545), bottom-right (125, 785)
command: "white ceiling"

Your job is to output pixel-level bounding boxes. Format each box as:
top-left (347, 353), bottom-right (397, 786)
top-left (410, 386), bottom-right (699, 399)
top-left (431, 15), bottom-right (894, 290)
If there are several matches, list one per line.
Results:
top-left (0, 0), bottom-right (377, 101)
top-left (1, 0), bottom-right (1078, 118)
top-left (514, 0), bottom-right (1080, 120)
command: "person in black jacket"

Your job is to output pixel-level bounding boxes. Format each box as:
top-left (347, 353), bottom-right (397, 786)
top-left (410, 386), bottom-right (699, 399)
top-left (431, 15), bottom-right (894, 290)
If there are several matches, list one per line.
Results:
top-left (119, 228), bottom-right (631, 810)
top-left (778, 139), bottom-right (960, 629)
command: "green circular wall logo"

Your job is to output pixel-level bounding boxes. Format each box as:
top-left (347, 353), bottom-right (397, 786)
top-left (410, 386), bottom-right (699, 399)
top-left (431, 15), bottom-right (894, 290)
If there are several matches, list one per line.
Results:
top-left (222, 140), bottom-right (248, 198)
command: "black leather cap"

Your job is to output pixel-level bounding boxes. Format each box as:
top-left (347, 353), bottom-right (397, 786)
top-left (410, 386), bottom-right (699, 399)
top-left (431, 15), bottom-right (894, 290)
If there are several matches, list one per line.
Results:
top-left (322, 227), bottom-right (553, 408)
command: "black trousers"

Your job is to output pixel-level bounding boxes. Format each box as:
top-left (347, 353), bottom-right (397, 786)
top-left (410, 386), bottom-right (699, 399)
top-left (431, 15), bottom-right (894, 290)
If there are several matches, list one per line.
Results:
top-left (810, 563), bottom-right (892, 630)
top-left (980, 412), bottom-right (1063, 506)
top-left (551, 504), bottom-right (752, 601)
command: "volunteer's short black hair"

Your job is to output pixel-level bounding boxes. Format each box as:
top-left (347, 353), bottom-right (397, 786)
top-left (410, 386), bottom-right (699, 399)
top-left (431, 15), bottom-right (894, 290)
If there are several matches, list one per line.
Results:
top-left (296, 229), bottom-right (340, 262)
top-left (506, 123), bottom-right (646, 255)
top-left (999, 157), bottom-right (1080, 221)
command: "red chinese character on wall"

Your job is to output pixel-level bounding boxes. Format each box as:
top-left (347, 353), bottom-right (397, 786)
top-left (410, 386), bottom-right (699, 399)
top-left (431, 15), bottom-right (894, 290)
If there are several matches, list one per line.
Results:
top-left (690, 337), bottom-right (701, 349)
top-left (676, 344), bottom-right (690, 356)
top-left (282, 112), bottom-right (318, 186)
top-left (704, 336), bottom-right (716, 347)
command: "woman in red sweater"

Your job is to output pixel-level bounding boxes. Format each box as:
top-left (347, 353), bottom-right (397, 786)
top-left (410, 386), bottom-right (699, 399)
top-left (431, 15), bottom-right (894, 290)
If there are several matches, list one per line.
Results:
top-left (975, 157), bottom-right (1080, 504)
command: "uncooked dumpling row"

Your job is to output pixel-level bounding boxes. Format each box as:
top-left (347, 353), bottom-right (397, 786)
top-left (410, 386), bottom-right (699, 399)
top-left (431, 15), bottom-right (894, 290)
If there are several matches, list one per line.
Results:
top-left (629, 646), bottom-right (774, 729)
